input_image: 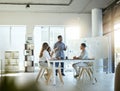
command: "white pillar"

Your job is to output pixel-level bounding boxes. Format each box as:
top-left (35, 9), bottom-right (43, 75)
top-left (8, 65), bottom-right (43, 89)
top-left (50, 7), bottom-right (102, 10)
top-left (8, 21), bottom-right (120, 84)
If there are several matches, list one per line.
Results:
top-left (26, 25), bottom-right (34, 42)
top-left (92, 8), bottom-right (103, 37)
top-left (92, 8), bottom-right (103, 72)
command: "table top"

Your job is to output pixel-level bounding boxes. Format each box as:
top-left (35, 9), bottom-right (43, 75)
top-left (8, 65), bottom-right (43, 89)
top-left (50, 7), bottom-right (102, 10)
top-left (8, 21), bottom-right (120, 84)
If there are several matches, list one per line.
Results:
top-left (51, 58), bottom-right (94, 60)
top-left (50, 59), bottom-right (95, 62)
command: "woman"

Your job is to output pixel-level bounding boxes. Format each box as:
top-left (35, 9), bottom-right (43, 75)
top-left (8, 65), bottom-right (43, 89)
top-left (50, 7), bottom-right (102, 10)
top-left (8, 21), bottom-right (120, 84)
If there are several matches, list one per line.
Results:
top-left (39, 42), bottom-right (52, 81)
top-left (39, 42), bottom-right (51, 67)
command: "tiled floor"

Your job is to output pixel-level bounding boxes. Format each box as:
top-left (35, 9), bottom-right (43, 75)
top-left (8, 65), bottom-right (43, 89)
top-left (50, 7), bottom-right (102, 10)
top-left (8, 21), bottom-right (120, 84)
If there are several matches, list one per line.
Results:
top-left (0, 72), bottom-right (114, 91)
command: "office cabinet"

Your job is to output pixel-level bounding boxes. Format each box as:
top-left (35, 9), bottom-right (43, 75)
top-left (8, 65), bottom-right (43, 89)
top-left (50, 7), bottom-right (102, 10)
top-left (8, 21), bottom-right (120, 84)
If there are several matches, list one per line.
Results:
top-left (5, 51), bottom-right (19, 73)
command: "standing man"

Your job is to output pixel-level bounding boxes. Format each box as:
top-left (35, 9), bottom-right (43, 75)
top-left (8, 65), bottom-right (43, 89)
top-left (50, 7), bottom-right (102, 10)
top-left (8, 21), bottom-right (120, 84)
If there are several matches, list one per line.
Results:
top-left (54, 35), bottom-right (67, 76)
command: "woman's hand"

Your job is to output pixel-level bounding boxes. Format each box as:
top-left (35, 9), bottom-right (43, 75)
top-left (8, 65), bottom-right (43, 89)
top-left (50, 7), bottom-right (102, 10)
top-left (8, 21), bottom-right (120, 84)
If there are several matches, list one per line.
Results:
top-left (73, 56), bottom-right (77, 59)
top-left (54, 47), bottom-right (59, 52)
top-left (50, 51), bottom-right (54, 57)
top-left (73, 56), bottom-right (79, 59)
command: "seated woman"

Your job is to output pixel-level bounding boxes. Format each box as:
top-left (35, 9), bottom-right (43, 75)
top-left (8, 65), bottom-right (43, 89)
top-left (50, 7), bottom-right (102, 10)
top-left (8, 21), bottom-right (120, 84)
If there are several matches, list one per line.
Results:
top-left (39, 42), bottom-right (53, 80)
top-left (72, 43), bottom-right (88, 78)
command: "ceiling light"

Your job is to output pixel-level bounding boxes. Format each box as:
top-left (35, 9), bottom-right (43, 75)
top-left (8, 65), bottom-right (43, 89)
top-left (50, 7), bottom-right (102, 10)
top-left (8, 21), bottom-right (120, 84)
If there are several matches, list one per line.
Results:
top-left (26, 4), bottom-right (30, 8)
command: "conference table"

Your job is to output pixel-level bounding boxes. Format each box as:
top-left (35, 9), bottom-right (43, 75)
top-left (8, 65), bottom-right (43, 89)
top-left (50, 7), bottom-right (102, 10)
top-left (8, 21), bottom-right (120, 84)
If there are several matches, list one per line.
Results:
top-left (50, 59), bottom-right (96, 85)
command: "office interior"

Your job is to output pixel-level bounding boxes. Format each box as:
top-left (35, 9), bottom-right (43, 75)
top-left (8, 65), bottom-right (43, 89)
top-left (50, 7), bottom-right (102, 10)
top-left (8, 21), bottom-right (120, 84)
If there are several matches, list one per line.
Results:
top-left (0, 0), bottom-right (120, 91)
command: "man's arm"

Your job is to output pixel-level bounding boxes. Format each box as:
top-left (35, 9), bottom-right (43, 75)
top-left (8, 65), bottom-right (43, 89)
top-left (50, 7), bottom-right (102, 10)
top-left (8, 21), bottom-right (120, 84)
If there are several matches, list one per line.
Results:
top-left (54, 43), bottom-right (56, 49)
top-left (54, 43), bottom-right (59, 52)
top-left (63, 43), bottom-right (67, 51)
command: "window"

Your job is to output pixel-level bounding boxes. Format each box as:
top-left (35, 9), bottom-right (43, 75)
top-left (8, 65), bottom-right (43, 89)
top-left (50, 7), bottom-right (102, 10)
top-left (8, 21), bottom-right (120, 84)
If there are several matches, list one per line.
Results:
top-left (34, 25), bottom-right (81, 62)
top-left (114, 23), bottom-right (120, 66)
top-left (0, 26), bottom-right (10, 61)
top-left (50, 26), bottom-right (65, 47)
top-left (0, 25), bottom-right (26, 71)
top-left (11, 26), bottom-right (26, 70)
top-left (34, 26), bottom-right (65, 63)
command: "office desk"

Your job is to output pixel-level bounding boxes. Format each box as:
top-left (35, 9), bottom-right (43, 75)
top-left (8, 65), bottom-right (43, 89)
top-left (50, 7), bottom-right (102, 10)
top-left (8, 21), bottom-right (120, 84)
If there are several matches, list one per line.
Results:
top-left (50, 59), bottom-right (96, 85)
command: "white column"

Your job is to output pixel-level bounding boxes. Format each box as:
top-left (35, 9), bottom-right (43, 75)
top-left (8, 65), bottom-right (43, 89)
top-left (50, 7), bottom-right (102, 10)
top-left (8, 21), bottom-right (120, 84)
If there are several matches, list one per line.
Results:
top-left (92, 8), bottom-right (103, 37)
top-left (26, 25), bottom-right (34, 42)
top-left (92, 8), bottom-right (103, 72)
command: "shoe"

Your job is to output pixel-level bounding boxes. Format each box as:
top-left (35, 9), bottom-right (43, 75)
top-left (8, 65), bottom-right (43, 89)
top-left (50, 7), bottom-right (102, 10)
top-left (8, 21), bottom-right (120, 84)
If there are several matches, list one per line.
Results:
top-left (74, 75), bottom-right (79, 78)
top-left (56, 73), bottom-right (57, 76)
top-left (62, 73), bottom-right (65, 76)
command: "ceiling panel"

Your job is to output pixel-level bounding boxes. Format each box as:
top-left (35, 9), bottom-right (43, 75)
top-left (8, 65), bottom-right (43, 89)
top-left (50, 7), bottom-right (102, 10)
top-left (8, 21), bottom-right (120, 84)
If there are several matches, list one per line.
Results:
top-left (83, 0), bottom-right (115, 13)
top-left (0, 0), bottom-right (71, 4)
top-left (0, 0), bottom-right (115, 13)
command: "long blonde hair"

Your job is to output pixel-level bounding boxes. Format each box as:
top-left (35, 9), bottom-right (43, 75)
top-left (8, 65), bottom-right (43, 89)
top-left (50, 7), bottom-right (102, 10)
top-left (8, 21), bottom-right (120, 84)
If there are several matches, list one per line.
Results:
top-left (39, 42), bottom-right (49, 58)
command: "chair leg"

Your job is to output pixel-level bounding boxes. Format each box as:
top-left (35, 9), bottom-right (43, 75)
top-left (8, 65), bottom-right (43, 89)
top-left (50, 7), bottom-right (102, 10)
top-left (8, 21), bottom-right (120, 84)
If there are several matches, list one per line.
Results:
top-left (78, 68), bottom-right (84, 79)
top-left (89, 68), bottom-right (97, 83)
top-left (36, 68), bottom-right (43, 81)
top-left (46, 69), bottom-right (52, 85)
top-left (58, 68), bottom-right (64, 84)
top-left (85, 68), bottom-right (92, 80)
top-left (40, 68), bottom-right (46, 78)
top-left (89, 68), bottom-right (93, 74)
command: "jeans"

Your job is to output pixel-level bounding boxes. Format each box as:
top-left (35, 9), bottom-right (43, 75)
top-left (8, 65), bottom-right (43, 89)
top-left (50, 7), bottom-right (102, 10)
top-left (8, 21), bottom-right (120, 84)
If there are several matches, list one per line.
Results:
top-left (55, 57), bottom-right (64, 74)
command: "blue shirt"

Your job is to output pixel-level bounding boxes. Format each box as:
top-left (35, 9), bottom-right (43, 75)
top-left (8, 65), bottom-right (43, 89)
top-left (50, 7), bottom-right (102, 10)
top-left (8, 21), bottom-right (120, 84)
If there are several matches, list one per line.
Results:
top-left (54, 41), bottom-right (66, 58)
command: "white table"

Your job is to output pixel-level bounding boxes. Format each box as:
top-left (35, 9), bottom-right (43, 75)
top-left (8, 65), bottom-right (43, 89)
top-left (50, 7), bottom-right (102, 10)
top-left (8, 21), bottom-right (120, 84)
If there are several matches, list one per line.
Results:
top-left (50, 59), bottom-right (96, 85)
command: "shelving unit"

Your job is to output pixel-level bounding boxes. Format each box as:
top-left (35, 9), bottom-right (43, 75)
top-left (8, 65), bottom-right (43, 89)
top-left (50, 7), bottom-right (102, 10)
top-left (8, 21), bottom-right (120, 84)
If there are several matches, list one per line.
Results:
top-left (24, 43), bottom-right (34, 72)
top-left (5, 51), bottom-right (19, 73)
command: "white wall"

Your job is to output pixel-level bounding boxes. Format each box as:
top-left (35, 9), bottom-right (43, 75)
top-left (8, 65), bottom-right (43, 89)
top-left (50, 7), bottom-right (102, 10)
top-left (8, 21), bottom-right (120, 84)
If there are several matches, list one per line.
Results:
top-left (0, 12), bottom-right (92, 72)
top-left (0, 12), bottom-right (91, 37)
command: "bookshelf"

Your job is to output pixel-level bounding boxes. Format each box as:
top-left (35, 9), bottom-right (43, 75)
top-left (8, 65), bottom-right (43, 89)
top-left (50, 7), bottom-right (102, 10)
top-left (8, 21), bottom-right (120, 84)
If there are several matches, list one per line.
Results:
top-left (5, 51), bottom-right (19, 73)
top-left (24, 43), bottom-right (34, 72)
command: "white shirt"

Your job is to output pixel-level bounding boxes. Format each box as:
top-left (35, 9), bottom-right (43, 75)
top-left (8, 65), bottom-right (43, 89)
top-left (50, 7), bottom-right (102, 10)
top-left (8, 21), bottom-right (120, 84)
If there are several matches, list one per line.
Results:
top-left (40, 50), bottom-right (51, 61)
top-left (79, 50), bottom-right (88, 59)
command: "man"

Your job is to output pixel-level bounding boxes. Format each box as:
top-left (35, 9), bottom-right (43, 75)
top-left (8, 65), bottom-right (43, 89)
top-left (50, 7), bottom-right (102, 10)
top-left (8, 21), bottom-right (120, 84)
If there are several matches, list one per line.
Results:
top-left (54, 35), bottom-right (67, 76)
top-left (72, 43), bottom-right (88, 78)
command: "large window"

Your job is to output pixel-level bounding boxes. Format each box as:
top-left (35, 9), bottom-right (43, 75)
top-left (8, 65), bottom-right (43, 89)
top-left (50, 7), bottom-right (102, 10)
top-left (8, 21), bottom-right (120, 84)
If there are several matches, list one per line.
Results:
top-left (34, 26), bottom-right (65, 63)
top-left (114, 23), bottom-right (120, 67)
top-left (34, 26), bottom-right (81, 63)
top-left (0, 26), bottom-right (26, 71)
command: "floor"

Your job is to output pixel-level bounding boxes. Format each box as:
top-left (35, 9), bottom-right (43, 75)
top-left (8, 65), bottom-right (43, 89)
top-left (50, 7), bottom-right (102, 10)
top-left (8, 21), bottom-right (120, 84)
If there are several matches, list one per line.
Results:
top-left (0, 71), bottom-right (115, 91)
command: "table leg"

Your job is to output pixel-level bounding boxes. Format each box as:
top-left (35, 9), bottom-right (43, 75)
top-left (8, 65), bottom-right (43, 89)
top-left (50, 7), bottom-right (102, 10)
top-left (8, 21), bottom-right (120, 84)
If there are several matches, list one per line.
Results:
top-left (92, 61), bottom-right (97, 84)
top-left (53, 62), bottom-right (56, 85)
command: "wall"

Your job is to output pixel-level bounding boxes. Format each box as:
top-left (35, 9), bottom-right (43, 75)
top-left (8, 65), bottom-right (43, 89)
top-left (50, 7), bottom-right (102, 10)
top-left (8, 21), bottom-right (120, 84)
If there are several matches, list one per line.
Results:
top-left (0, 12), bottom-right (92, 37)
top-left (0, 12), bottom-right (92, 72)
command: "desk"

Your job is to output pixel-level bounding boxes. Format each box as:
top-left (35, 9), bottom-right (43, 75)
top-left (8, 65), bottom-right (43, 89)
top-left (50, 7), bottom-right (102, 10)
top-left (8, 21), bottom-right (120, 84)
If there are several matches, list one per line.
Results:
top-left (50, 59), bottom-right (96, 85)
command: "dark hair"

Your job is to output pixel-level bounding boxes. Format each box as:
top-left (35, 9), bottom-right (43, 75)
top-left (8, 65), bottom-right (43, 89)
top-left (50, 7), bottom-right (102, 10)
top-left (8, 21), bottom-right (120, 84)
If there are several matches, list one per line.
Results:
top-left (40, 42), bottom-right (49, 57)
top-left (81, 43), bottom-right (86, 47)
top-left (47, 46), bottom-right (51, 55)
top-left (58, 35), bottom-right (62, 39)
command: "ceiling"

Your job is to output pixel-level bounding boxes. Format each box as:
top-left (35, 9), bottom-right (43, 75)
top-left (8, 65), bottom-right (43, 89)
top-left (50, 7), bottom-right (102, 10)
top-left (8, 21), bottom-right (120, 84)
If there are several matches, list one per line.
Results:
top-left (0, 0), bottom-right (115, 13)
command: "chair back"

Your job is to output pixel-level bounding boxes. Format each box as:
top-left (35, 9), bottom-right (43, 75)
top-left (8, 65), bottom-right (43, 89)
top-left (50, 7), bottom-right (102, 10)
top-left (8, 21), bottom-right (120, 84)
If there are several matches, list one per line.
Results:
top-left (45, 57), bottom-right (51, 68)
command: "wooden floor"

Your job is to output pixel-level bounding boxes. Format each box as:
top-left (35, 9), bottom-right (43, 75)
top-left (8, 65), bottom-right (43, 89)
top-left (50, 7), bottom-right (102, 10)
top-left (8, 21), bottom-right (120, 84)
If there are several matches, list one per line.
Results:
top-left (0, 72), bottom-right (114, 91)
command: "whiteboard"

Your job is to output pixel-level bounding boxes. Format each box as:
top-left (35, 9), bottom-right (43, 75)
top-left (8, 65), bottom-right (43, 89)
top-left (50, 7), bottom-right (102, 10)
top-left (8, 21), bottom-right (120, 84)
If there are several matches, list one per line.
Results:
top-left (66, 36), bottom-right (109, 59)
